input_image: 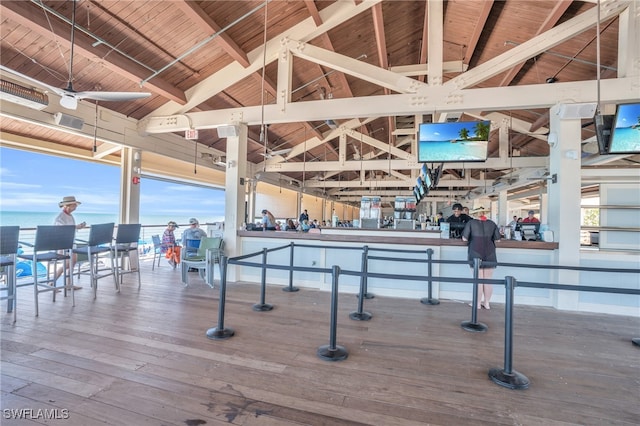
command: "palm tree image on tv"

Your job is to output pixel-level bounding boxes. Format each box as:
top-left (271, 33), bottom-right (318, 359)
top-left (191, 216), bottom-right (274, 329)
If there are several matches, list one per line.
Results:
top-left (457, 121), bottom-right (490, 141)
top-left (418, 120), bottom-right (491, 162)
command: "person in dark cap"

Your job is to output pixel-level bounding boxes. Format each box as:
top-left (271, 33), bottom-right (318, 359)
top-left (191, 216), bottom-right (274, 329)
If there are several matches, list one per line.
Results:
top-left (522, 210), bottom-right (540, 223)
top-left (446, 203), bottom-right (471, 238)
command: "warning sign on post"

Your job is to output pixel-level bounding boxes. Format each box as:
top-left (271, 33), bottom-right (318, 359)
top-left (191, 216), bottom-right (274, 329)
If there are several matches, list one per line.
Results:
top-left (185, 129), bottom-right (198, 140)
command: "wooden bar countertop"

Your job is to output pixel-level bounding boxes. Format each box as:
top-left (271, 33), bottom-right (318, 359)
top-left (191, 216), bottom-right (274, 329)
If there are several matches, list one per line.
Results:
top-left (237, 228), bottom-right (559, 250)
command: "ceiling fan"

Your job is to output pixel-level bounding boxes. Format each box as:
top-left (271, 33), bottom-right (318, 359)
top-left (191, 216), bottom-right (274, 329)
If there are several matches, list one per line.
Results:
top-left (0, 0), bottom-right (150, 111)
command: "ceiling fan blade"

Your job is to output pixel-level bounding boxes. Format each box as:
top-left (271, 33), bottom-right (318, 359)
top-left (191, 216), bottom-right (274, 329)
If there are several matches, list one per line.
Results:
top-left (269, 148), bottom-right (293, 156)
top-left (75, 91), bottom-right (152, 102)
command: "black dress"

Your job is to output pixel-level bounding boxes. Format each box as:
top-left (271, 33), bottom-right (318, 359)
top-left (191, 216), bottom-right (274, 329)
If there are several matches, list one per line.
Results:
top-left (462, 219), bottom-right (501, 268)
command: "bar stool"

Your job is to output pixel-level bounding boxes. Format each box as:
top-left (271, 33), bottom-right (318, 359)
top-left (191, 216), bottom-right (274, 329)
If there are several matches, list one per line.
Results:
top-left (17, 225), bottom-right (76, 317)
top-left (111, 224), bottom-right (142, 291)
top-left (73, 223), bottom-right (117, 299)
top-left (0, 226), bottom-right (20, 323)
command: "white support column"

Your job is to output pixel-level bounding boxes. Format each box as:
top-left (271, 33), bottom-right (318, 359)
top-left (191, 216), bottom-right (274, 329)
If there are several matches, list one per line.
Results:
top-left (548, 104), bottom-right (582, 311)
top-left (119, 147), bottom-right (141, 224)
top-left (617, 0), bottom-right (639, 79)
top-left (427, 0), bottom-right (443, 86)
top-left (223, 123), bottom-right (248, 281)
top-left (498, 190), bottom-right (508, 226)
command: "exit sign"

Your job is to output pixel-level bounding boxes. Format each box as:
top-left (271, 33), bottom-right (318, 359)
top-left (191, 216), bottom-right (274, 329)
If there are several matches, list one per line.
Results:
top-left (185, 129), bottom-right (198, 139)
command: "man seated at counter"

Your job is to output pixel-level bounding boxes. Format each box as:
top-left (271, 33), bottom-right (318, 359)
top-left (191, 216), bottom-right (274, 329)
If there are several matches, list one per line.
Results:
top-left (446, 203), bottom-right (471, 238)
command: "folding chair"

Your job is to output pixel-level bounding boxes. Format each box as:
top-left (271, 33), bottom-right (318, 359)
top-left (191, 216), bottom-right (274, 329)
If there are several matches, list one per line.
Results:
top-left (17, 225), bottom-right (76, 317)
top-left (180, 237), bottom-right (223, 288)
top-left (151, 235), bottom-right (162, 270)
top-left (73, 223), bottom-right (117, 299)
top-left (111, 224), bottom-right (141, 291)
top-left (0, 226), bottom-right (20, 323)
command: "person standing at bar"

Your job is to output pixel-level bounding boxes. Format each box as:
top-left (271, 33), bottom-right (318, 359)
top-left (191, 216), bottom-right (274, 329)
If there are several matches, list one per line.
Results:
top-left (462, 207), bottom-right (501, 309)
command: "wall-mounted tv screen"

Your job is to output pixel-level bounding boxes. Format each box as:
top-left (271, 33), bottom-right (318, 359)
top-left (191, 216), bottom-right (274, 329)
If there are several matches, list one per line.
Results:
top-left (418, 120), bottom-right (491, 163)
top-left (608, 103), bottom-right (640, 154)
top-left (416, 177), bottom-right (426, 196)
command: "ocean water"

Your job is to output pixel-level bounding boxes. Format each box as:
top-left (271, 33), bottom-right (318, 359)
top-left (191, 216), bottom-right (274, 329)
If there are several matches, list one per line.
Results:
top-left (0, 211), bottom-right (222, 229)
top-left (0, 211), bottom-right (224, 245)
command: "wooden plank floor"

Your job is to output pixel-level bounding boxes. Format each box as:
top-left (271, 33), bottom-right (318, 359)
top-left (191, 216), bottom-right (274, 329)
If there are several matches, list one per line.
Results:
top-left (2, 258), bottom-right (639, 425)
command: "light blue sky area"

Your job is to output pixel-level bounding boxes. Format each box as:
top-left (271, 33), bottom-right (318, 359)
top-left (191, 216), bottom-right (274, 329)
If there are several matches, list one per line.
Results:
top-left (0, 147), bottom-right (226, 221)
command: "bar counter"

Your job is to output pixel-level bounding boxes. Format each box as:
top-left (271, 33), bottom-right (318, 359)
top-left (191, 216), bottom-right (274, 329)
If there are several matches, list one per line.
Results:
top-left (236, 228), bottom-right (559, 250)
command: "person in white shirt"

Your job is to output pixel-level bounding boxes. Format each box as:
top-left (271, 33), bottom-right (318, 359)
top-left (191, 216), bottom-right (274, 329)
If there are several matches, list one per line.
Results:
top-left (54, 196), bottom-right (87, 289)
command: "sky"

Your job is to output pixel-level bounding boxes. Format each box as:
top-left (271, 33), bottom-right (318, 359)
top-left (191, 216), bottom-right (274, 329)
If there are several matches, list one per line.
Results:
top-left (0, 146), bottom-right (226, 221)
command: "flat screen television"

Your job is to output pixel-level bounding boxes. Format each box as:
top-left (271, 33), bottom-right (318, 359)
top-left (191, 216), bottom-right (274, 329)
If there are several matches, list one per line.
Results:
top-left (413, 187), bottom-right (421, 204)
top-left (416, 177), bottom-right (426, 197)
top-left (608, 103), bottom-right (640, 154)
top-left (418, 120), bottom-right (491, 163)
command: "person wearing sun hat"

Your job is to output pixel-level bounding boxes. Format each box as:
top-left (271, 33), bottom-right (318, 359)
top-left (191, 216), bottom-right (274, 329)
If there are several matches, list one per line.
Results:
top-left (162, 221), bottom-right (180, 268)
top-left (181, 218), bottom-right (207, 260)
top-left (53, 196), bottom-right (86, 290)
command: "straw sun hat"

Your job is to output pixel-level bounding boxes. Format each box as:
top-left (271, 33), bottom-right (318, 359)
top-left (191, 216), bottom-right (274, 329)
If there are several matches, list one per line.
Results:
top-left (58, 196), bottom-right (81, 208)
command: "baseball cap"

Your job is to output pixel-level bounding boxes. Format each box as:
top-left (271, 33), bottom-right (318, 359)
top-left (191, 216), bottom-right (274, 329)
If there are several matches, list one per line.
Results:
top-left (189, 218), bottom-right (199, 224)
top-left (528, 210), bottom-right (535, 215)
top-left (452, 203), bottom-right (463, 211)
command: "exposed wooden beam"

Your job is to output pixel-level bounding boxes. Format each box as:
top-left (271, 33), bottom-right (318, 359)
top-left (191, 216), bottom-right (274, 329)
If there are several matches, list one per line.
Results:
top-left (463, 1), bottom-right (494, 65)
top-left (0, 1), bottom-right (186, 104)
top-left (498, 1), bottom-right (572, 86)
top-left (175, 0), bottom-right (250, 68)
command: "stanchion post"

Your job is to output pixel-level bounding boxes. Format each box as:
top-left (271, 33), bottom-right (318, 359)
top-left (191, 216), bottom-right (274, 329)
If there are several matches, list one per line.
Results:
top-left (317, 265), bottom-right (348, 361)
top-left (283, 241), bottom-right (299, 292)
top-left (461, 258), bottom-right (488, 332)
top-left (489, 276), bottom-right (529, 389)
top-left (358, 245), bottom-right (374, 299)
top-left (421, 248), bottom-right (439, 305)
top-left (350, 247), bottom-right (372, 321)
top-left (206, 256), bottom-right (235, 340)
top-left (253, 248), bottom-right (274, 311)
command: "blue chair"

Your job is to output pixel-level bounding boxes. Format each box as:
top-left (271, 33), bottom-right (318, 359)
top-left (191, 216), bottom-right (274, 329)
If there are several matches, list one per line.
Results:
top-left (73, 223), bottom-right (117, 299)
top-left (110, 224), bottom-right (142, 291)
top-left (0, 226), bottom-right (20, 322)
top-left (17, 225), bottom-right (76, 317)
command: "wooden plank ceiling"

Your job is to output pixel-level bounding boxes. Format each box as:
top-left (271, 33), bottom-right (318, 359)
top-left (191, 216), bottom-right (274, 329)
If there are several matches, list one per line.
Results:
top-left (0, 0), bottom-right (635, 206)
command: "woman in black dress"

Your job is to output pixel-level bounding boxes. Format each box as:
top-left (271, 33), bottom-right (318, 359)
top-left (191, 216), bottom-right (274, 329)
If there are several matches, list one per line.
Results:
top-left (462, 208), bottom-right (501, 309)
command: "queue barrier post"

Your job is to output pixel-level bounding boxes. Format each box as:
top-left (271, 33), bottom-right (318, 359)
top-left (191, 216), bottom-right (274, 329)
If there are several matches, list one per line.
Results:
top-left (420, 248), bottom-right (439, 305)
top-left (317, 265), bottom-right (348, 361)
top-left (350, 246), bottom-right (372, 321)
top-left (206, 256), bottom-right (235, 340)
top-left (283, 241), bottom-right (299, 292)
top-left (253, 248), bottom-right (274, 311)
top-left (489, 276), bottom-right (530, 389)
top-left (461, 257), bottom-right (488, 332)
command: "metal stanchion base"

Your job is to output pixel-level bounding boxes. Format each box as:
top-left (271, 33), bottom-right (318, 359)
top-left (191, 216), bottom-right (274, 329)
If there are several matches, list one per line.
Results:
top-left (357, 293), bottom-right (375, 299)
top-left (488, 368), bottom-right (530, 390)
top-left (282, 286), bottom-right (300, 292)
top-left (252, 303), bottom-right (274, 312)
top-left (632, 338), bottom-right (640, 347)
top-left (349, 311), bottom-right (372, 321)
top-left (317, 344), bottom-right (348, 361)
top-left (461, 320), bottom-right (488, 332)
top-left (206, 327), bottom-right (235, 340)
top-left (420, 297), bottom-right (440, 305)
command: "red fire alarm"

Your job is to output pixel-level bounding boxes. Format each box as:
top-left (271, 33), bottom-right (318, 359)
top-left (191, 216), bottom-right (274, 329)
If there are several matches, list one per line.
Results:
top-left (132, 176), bottom-right (140, 185)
